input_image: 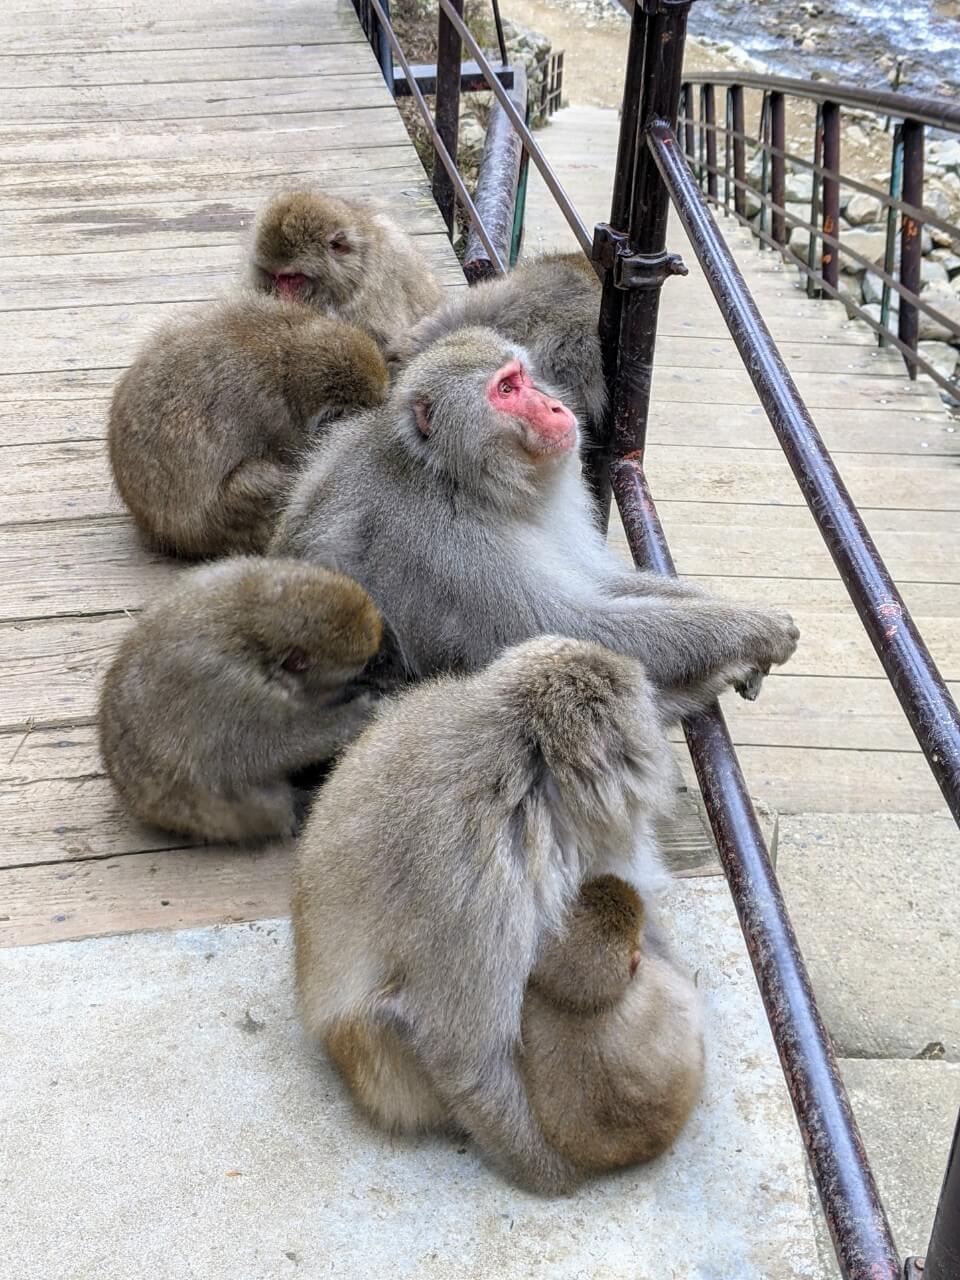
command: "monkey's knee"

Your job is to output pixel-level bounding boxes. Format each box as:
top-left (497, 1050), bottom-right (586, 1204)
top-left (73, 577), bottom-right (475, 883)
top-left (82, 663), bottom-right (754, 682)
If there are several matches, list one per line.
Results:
top-left (324, 1017), bottom-right (450, 1135)
top-left (158, 780), bottom-right (297, 843)
top-left (218, 458), bottom-right (292, 553)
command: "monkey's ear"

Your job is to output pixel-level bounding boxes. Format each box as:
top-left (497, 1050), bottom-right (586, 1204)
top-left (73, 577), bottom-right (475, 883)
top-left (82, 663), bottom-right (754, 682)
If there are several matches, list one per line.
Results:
top-left (328, 229), bottom-right (351, 256)
top-left (412, 396), bottom-right (434, 438)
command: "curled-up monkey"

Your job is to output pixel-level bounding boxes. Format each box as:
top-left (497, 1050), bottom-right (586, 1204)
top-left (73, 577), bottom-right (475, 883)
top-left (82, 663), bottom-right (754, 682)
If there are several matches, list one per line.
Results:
top-left (294, 634), bottom-right (677, 1193)
top-left (109, 294), bottom-right (387, 558)
top-left (249, 189), bottom-right (444, 351)
top-left (99, 557), bottom-right (387, 843)
top-left (522, 875), bottom-right (704, 1175)
top-left (389, 253), bottom-right (605, 442)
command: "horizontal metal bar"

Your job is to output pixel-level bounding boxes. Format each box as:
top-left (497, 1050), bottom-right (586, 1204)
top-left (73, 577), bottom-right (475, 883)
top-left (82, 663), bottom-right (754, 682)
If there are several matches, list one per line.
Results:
top-left (435, 0), bottom-right (594, 257)
top-left (611, 456), bottom-right (903, 1280)
top-left (646, 116), bottom-right (960, 823)
top-left (392, 60), bottom-right (513, 97)
top-left (463, 64), bottom-right (527, 281)
top-left (680, 69), bottom-right (960, 133)
top-left (679, 111), bottom-right (960, 241)
top-left (366, 0), bottom-right (506, 273)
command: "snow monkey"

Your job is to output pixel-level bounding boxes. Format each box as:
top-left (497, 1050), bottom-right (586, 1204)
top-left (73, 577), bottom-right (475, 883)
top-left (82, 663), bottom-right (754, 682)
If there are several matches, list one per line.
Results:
top-left (109, 295), bottom-right (388, 559)
top-left (272, 326), bottom-right (799, 718)
top-left (248, 189), bottom-right (445, 351)
top-left (98, 558), bottom-right (387, 843)
top-left (389, 252), bottom-right (606, 444)
top-left (521, 874), bottom-right (704, 1175)
top-left (293, 636), bottom-right (678, 1193)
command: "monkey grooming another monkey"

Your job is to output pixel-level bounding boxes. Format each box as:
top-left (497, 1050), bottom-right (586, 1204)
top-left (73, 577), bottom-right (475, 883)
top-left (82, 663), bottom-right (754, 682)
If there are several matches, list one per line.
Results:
top-left (272, 326), bottom-right (799, 718)
top-left (522, 875), bottom-right (703, 1175)
top-left (249, 190), bottom-right (444, 351)
top-left (294, 635), bottom-right (676, 1193)
top-left (99, 557), bottom-right (385, 843)
top-left (109, 295), bottom-right (387, 558)
top-left (389, 253), bottom-right (605, 440)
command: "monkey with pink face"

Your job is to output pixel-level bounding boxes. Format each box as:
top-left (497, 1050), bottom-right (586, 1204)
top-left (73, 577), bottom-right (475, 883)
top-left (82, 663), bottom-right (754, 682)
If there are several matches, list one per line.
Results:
top-left (272, 325), bottom-right (798, 716)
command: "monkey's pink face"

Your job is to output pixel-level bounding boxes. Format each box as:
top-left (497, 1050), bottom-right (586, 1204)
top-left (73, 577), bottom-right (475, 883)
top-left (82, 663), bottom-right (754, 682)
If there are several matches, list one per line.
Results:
top-left (486, 360), bottom-right (577, 459)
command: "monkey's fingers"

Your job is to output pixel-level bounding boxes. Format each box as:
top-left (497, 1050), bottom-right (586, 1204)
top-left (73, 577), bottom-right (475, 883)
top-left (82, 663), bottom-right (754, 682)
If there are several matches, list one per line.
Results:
top-left (735, 668), bottom-right (766, 702)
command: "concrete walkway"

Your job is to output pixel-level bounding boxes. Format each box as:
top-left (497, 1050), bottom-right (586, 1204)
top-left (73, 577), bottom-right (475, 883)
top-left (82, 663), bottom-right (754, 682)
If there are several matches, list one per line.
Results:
top-left (523, 104), bottom-right (960, 1269)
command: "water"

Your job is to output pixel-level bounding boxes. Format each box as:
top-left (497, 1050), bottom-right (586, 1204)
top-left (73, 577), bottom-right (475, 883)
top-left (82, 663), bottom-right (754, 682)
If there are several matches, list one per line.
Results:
top-left (688, 0), bottom-right (960, 100)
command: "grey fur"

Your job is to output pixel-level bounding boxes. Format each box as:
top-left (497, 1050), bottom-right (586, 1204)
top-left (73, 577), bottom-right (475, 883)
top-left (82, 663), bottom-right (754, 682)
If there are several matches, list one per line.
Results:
top-left (99, 557), bottom-right (385, 842)
top-left (293, 635), bottom-right (676, 1193)
top-left (109, 293), bottom-right (388, 558)
top-left (271, 327), bottom-right (799, 717)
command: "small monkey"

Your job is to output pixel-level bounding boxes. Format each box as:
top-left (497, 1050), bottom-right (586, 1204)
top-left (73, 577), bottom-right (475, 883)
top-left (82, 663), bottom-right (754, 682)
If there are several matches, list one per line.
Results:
top-left (99, 557), bottom-right (385, 843)
top-left (109, 294), bottom-right (387, 558)
top-left (272, 327), bottom-right (799, 718)
top-left (389, 252), bottom-right (605, 438)
top-left (294, 635), bottom-right (676, 1193)
top-left (249, 189), bottom-right (444, 351)
top-left (522, 875), bottom-right (704, 1174)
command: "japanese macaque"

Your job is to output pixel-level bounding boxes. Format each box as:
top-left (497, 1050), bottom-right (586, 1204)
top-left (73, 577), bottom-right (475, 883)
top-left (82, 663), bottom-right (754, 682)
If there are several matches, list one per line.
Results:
top-left (272, 327), bottom-right (799, 718)
top-left (109, 295), bottom-right (388, 558)
top-left (294, 636), bottom-right (677, 1193)
top-left (99, 557), bottom-right (386, 843)
top-left (388, 253), bottom-right (605, 439)
top-left (521, 875), bottom-right (704, 1174)
top-left (248, 190), bottom-right (444, 351)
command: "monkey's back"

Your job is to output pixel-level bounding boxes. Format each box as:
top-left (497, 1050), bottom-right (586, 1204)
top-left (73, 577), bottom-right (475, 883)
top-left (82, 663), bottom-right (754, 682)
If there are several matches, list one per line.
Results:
top-left (521, 950), bottom-right (704, 1173)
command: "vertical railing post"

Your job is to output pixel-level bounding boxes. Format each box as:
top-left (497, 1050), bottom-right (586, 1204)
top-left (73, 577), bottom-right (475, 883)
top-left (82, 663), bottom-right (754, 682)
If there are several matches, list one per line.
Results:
top-left (920, 1107), bottom-right (960, 1280)
top-left (731, 83), bottom-right (746, 219)
top-left (880, 124), bottom-right (903, 347)
top-left (770, 89), bottom-right (786, 246)
top-left (703, 82), bottom-right (717, 202)
top-left (758, 92), bottom-right (770, 249)
top-left (899, 117), bottom-right (925, 377)
top-left (821, 100), bottom-right (841, 291)
top-left (682, 83), bottom-right (695, 166)
top-left (723, 87), bottom-right (733, 215)
top-left (698, 84), bottom-right (706, 188)
top-left (807, 104), bottom-right (823, 297)
top-left (585, 0), bottom-right (650, 525)
top-left (607, 0), bottom-right (692, 467)
top-left (432, 0), bottom-right (464, 236)
top-left (374, 0), bottom-right (395, 94)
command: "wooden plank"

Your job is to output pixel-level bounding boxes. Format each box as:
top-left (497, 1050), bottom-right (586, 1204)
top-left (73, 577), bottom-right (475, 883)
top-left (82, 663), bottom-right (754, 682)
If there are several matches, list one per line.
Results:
top-left (644, 446), bottom-right (959, 512)
top-left (0, 397), bottom-right (108, 447)
top-left (0, 845), bottom-right (295, 948)
top-left (0, 517), bottom-right (179, 622)
top-left (652, 335), bottom-right (906, 377)
top-left (677, 744), bottom-right (947, 814)
top-left (0, 108), bottom-right (414, 165)
top-left (3, 440), bottom-right (115, 526)
top-left (649, 362), bottom-right (942, 412)
top-left (1, 45), bottom-right (383, 90)
top-left (646, 401), bottom-right (960, 460)
top-left (0, 73), bottom-right (391, 123)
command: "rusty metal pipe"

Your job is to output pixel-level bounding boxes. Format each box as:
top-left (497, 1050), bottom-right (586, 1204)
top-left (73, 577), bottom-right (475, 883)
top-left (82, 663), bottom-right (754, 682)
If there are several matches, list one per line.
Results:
top-left (432, 0), bottom-right (464, 235)
top-left (821, 101), bottom-right (841, 290)
top-left (703, 83), bottom-right (717, 201)
top-left (923, 1108), bottom-right (960, 1280)
top-left (731, 83), bottom-right (746, 219)
top-left (645, 116), bottom-right (960, 824)
top-left (770, 90), bottom-right (786, 244)
top-left (463, 65), bottom-right (526, 281)
top-left (899, 118), bottom-right (925, 376)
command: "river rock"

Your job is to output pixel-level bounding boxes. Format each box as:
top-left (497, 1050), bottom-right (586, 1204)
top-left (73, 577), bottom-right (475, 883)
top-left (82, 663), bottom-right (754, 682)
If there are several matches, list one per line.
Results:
top-left (922, 258), bottom-right (950, 288)
top-left (918, 280), bottom-right (960, 341)
top-left (927, 139), bottom-right (960, 174)
top-left (862, 270), bottom-right (897, 307)
top-left (918, 341), bottom-right (959, 381)
top-left (845, 192), bottom-right (883, 225)
top-left (784, 170), bottom-right (814, 203)
top-left (841, 225), bottom-right (888, 267)
top-left (788, 223), bottom-right (811, 260)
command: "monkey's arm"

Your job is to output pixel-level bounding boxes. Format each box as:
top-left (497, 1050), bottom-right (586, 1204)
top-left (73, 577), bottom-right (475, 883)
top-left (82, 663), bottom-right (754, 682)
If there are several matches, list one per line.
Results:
top-left (602, 570), bottom-right (707, 601)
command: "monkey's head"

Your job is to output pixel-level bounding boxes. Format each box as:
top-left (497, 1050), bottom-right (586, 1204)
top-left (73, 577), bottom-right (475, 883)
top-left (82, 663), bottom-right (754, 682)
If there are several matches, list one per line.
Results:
top-left (393, 327), bottom-right (578, 501)
top-left (251, 191), bottom-right (370, 308)
top-left (219, 558), bottom-right (384, 701)
top-left (530, 876), bottom-right (645, 1013)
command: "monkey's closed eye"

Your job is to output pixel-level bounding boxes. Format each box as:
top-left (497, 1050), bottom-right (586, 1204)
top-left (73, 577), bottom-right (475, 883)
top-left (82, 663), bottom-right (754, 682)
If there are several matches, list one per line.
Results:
top-left (328, 231), bottom-right (350, 256)
top-left (281, 647), bottom-right (312, 673)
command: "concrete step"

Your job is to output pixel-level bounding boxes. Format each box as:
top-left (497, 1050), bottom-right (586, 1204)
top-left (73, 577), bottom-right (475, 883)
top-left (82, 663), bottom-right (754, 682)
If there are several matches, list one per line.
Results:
top-left (0, 876), bottom-right (827, 1280)
top-left (777, 811), bottom-right (960, 1062)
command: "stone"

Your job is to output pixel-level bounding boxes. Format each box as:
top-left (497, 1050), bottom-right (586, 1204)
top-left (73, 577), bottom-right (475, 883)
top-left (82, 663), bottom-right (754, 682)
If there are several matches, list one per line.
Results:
top-left (458, 111), bottom-right (486, 153)
top-left (743, 184), bottom-right (762, 219)
top-left (921, 258), bottom-right (950, 288)
top-left (807, 1060), bottom-right (960, 1275)
top-left (918, 340), bottom-right (959, 381)
top-left (788, 222), bottom-right (811, 260)
top-left (839, 224), bottom-right (888, 267)
top-left (845, 123), bottom-right (869, 148)
top-left (778, 812), bottom-right (960, 1061)
top-left (927, 138), bottom-right (960, 173)
top-left (844, 191), bottom-right (883, 226)
top-left (0, 892), bottom-right (825, 1280)
top-left (861, 270), bottom-right (897, 308)
top-left (919, 279), bottom-right (960, 341)
top-left (785, 170), bottom-right (814, 203)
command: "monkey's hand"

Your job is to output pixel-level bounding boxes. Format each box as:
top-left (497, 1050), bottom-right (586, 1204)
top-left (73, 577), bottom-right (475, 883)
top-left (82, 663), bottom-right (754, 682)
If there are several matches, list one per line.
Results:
top-left (735, 609), bottom-right (799, 701)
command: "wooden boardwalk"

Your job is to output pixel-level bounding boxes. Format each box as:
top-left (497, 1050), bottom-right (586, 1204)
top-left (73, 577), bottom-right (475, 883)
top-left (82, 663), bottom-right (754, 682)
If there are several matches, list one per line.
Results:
top-left (1, 27), bottom-right (957, 950)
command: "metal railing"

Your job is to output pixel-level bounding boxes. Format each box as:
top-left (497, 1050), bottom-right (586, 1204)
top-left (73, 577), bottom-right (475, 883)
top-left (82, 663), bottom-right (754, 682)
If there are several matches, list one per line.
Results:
top-left (351, 0), bottom-right (960, 1275)
top-left (679, 70), bottom-right (960, 399)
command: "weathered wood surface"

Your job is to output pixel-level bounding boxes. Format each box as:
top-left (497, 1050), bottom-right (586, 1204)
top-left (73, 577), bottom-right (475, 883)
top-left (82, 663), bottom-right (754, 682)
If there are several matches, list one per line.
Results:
top-left (1, 14), bottom-right (957, 947)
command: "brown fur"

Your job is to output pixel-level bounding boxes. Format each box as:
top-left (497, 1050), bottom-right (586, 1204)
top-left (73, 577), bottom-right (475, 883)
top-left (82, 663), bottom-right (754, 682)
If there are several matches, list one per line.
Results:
top-left (109, 294), bottom-right (387, 558)
top-left (249, 189), bottom-right (444, 351)
top-left (522, 875), bottom-right (704, 1173)
top-left (99, 557), bottom-right (386, 842)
